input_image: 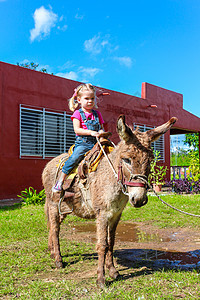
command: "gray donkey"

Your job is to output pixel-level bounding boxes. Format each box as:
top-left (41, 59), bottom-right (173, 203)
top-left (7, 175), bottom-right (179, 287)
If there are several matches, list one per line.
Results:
top-left (42, 115), bottom-right (177, 287)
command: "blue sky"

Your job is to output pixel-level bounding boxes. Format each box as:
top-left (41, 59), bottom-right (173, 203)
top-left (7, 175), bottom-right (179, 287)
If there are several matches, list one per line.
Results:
top-left (1, 0), bottom-right (200, 118)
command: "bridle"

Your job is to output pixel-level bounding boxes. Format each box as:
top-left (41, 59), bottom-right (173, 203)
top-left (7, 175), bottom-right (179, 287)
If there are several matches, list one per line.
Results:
top-left (95, 137), bottom-right (148, 196)
top-left (118, 163), bottom-right (147, 188)
top-left (117, 161), bottom-right (148, 197)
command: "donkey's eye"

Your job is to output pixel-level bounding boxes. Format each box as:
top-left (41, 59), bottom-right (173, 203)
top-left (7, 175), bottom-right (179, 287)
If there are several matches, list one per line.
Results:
top-left (123, 158), bottom-right (131, 165)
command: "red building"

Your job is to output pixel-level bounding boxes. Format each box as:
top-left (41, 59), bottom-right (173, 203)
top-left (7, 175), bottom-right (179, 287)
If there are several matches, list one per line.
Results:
top-left (0, 61), bottom-right (200, 201)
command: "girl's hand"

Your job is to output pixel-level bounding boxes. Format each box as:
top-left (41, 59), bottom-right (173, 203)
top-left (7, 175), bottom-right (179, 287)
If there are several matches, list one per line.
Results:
top-left (90, 129), bottom-right (105, 137)
top-left (90, 130), bottom-right (99, 137)
top-left (98, 129), bottom-right (104, 134)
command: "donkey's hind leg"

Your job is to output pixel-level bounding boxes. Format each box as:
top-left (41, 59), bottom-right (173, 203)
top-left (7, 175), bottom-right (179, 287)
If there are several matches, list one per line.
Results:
top-left (106, 215), bottom-right (121, 279)
top-left (45, 199), bottom-right (54, 256)
top-left (96, 212), bottom-right (109, 288)
top-left (49, 206), bottom-right (63, 268)
top-left (46, 197), bottom-right (66, 268)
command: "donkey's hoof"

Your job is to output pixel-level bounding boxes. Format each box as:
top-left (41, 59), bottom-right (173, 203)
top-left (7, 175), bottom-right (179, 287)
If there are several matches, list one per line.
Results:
top-left (55, 261), bottom-right (63, 268)
top-left (109, 267), bottom-right (119, 279)
top-left (96, 278), bottom-right (105, 289)
top-left (109, 266), bottom-right (119, 279)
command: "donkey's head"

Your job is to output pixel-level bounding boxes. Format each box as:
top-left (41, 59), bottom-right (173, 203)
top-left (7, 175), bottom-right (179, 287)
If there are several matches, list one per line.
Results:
top-left (117, 115), bottom-right (177, 208)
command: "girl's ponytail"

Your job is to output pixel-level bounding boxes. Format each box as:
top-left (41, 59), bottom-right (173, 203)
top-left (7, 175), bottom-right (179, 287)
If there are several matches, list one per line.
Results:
top-left (68, 90), bottom-right (78, 112)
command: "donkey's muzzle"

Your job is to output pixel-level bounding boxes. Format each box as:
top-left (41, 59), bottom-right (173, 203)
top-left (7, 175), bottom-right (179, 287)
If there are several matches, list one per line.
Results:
top-left (131, 195), bottom-right (148, 208)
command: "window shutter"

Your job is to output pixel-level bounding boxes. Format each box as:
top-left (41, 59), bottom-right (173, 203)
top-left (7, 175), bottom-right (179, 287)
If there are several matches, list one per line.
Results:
top-left (20, 105), bottom-right (75, 158)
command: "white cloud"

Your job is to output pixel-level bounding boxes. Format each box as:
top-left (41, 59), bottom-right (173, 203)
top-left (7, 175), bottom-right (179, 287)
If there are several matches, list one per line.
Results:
top-left (113, 56), bottom-right (132, 68)
top-left (75, 8), bottom-right (84, 20)
top-left (84, 34), bottom-right (110, 55)
top-left (75, 13), bottom-right (84, 20)
top-left (56, 71), bottom-right (78, 81)
top-left (79, 67), bottom-right (101, 78)
top-left (84, 35), bottom-right (101, 54)
top-left (56, 66), bottom-right (101, 82)
top-left (57, 24), bottom-right (68, 31)
top-left (18, 59), bottom-right (52, 72)
top-left (39, 64), bottom-right (51, 72)
top-left (30, 6), bottom-right (58, 42)
top-left (57, 15), bottom-right (67, 31)
top-left (18, 59), bottom-right (31, 65)
top-left (101, 40), bottom-right (109, 47)
top-left (58, 61), bottom-right (75, 71)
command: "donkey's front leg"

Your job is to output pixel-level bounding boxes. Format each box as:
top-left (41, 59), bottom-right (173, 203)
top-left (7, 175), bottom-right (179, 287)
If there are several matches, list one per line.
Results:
top-left (106, 215), bottom-right (121, 279)
top-left (96, 213), bottom-right (108, 288)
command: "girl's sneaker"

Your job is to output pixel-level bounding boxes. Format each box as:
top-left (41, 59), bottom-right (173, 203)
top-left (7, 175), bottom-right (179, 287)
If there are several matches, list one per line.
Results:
top-left (52, 181), bottom-right (63, 193)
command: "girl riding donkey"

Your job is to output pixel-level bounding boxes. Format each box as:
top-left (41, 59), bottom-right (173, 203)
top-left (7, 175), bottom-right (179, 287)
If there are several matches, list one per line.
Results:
top-left (52, 83), bottom-right (105, 193)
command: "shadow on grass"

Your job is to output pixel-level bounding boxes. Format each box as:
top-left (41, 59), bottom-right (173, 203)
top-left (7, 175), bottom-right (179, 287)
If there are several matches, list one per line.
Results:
top-left (61, 247), bottom-right (200, 286)
top-left (62, 252), bottom-right (98, 268)
top-left (114, 248), bottom-right (200, 283)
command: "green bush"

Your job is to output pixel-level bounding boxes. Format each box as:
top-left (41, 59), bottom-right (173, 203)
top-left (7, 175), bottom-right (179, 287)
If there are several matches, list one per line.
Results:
top-left (149, 150), bottom-right (168, 185)
top-left (18, 187), bottom-right (46, 205)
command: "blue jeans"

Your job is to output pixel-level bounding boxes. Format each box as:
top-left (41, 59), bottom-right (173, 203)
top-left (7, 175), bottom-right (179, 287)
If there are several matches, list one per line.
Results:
top-left (62, 136), bottom-right (95, 175)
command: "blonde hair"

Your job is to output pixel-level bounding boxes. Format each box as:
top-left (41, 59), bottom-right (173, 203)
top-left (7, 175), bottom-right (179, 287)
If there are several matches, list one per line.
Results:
top-left (68, 83), bottom-right (97, 112)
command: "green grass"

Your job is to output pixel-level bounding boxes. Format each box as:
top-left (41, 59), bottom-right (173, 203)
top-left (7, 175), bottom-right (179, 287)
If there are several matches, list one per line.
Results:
top-left (0, 194), bottom-right (200, 299)
top-left (122, 194), bottom-right (200, 228)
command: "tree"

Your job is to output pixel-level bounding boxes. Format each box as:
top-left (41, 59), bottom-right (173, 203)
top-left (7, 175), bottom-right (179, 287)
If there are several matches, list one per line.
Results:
top-left (17, 62), bottom-right (50, 74)
top-left (171, 149), bottom-right (191, 166)
top-left (184, 133), bottom-right (199, 151)
top-left (188, 150), bottom-right (200, 181)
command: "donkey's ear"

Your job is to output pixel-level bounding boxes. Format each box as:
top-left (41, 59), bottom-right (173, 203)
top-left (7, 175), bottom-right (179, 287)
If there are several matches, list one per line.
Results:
top-left (117, 115), bottom-right (133, 143)
top-left (146, 117), bottom-right (178, 143)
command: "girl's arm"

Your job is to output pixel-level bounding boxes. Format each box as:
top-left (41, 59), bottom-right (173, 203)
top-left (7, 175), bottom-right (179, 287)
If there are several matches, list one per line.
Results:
top-left (73, 118), bottom-right (100, 137)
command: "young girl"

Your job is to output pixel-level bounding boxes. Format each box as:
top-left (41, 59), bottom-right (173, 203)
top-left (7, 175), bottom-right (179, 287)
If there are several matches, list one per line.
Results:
top-left (52, 83), bottom-right (104, 192)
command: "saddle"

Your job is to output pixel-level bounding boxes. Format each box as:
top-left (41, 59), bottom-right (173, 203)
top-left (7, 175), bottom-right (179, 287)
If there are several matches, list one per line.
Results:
top-left (62, 132), bottom-right (113, 191)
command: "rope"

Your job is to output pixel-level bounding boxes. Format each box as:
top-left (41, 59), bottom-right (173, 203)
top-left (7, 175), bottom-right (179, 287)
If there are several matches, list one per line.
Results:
top-left (109, 140), bottom-right (117, 148)
top-left (96, 137), bottom-right (118, 179)
top-left (152, 189), bottom-right (200, 218)
top-left (139, 177), bottom-right (200, 218)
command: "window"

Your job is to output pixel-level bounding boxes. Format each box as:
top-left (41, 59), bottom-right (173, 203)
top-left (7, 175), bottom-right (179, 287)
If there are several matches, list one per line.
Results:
top-left (133, 123), bottom-right (165, 161)
top-left (20, 105), bottom-right (75, 158)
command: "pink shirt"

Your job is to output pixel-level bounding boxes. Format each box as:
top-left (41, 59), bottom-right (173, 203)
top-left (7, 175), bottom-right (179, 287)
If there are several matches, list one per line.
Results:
top-left (71, 110), bottom-right (104, 130)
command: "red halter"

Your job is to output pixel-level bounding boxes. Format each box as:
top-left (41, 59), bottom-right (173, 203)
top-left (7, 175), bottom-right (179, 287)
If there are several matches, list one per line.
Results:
top-left (118, 164), bottom-right (147, 188)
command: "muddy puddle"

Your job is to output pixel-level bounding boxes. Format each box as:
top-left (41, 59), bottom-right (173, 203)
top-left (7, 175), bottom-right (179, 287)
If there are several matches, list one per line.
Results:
top-left (72, 222), bottom-right (200, 269)
top-left (73, 222), bottom-right (171, 243)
